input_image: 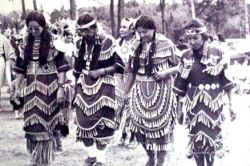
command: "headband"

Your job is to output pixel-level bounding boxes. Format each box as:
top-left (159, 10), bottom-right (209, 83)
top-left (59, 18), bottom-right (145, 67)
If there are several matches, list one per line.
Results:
top-left (185, 26), bottom-right (207, 36)
top-left (77, 19), bottom-right (97, 29)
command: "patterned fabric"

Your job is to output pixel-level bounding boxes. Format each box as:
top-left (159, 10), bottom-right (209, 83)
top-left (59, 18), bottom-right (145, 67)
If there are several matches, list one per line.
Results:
top-left (114, 37), bottom-right (135, 111)
top-left (13, 36), bottom-right (70, 165)
top-left (173, 46), bottom-right (234, 159)
top-left (73, 35), bottom-right (124, 145)
top-left (128, 34), bottom-right (178, 151)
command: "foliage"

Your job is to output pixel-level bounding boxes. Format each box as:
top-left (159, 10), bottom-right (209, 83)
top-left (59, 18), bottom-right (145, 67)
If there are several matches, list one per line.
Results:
top-left (0, 0), bottom-right (246, 39)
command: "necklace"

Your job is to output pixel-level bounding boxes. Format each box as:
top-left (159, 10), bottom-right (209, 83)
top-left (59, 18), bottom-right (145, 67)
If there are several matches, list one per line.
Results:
top-left (84, 43), bottom-right (95, 70)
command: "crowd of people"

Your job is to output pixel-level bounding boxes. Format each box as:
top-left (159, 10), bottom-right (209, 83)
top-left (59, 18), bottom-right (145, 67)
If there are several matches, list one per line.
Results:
top-left (0, 10), bottom-right (237, 166)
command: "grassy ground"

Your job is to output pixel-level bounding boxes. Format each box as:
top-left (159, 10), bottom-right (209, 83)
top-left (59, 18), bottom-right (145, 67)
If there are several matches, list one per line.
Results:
top-left (1, 94), bottom-right (250, 166)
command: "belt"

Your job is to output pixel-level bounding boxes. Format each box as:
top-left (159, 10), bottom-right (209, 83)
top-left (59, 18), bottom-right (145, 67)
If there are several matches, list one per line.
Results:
top-left (136, 75), bottom-right (155, 81)
top-left (188, 83), bottom-right (220, 90)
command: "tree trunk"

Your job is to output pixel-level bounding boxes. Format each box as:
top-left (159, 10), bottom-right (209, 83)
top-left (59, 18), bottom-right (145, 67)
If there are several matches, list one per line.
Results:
top-left (117, 0), bottom-right (125, 37)
top-left (187, 0), bottom-right (196, 18)
top-left (21, 0), bottom-right (26, 19)
top-left (160, 0), bottom-right (166, 34)
top-left (110, 0), bottom-right (116, 37)
top-left (243, 0), bottom-right (249, 38)
top-left (69, 0), bottom-right (77, 20)
top-left (33, 0), bottom-right (37, 10)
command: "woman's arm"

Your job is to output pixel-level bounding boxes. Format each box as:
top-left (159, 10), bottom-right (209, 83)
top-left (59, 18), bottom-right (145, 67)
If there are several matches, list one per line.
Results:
top-left (153, 65), bottom-right (179, 81)
top-left (123, 72), bottom-right (136, 102)
top-left (5, 59), bottom-right (15, 88)
top-left (226, 88), bottom-right (236, 121)
top-left (57, 72), bottom-right (66, 104)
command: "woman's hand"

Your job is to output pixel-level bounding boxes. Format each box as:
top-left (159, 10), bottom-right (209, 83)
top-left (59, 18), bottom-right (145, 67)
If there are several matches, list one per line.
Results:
top-left (88, 68), bottom-right (105, 79)
top-left (57, 87), bottom-right (65, 104)
top-left (153, 71), bottom-right (170, 81)
top-left (229, 107), bottom-right (236, 121)
top-left (9, 80), bottom-right (16, 96)
top-left (177, 102), bottom-right (184, 125)
top-left (122, 93), bottom-right (129, 105)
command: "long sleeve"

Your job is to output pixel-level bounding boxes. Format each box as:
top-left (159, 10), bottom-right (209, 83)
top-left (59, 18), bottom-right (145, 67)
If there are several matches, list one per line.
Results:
top-left (54, 51), bottom-right (70, 73)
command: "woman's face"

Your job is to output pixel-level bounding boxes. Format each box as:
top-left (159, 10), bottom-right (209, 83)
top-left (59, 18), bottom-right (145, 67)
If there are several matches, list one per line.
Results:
top-left (65, 34), bottom-right (73, 43)
top-left (77, 27), bottom-right (96, 39)
top-left (187, 34), bottom-right (204, 50)
top-left (27, 21), bottom-right (43, 37)
top-left (136, 27), bottom-right (155, 43)
top-left (120, 21), bottom-right (132, 38)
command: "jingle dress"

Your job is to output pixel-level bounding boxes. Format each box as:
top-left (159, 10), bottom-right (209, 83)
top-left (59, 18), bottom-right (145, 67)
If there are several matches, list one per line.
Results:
top-left (173, 45), bottom-right (234, 158)
top-left (128, 34), bottom-right (178, 150)
top-left (73, 34), bottom-right (124, 145)
top-left (13, 36), bottom-right (69, 164)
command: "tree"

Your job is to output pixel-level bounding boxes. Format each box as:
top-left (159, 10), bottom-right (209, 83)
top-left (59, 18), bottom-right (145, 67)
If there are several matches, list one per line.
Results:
top-left (110, 0), bottom-right (116, 37)
top-left (69, 0), bottom-right (77, 20)
top-left (33, 0), bottom-right (37, 10)
top-left (242, 0), bottom-right (249, 38)
top-left (159, 0), bottom-right (166, 34)
top-left (187, 0), bottom-right (195, 18)
top-left (21, 0), bottom-right (26, 19)
top-left (117, 0), bottom-right (125, 36)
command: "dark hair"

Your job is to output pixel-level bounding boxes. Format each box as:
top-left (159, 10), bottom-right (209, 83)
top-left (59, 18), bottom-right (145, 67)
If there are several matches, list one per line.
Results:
top-left (133, 16), bottom-right (156, 75)
top-left (26, 11), bottom-right (46, 28)
top-left (133, 32), bottom-right (156, 75)
top-left (183, 18), bottom-right (205, 30)
top-left (51, 28), bottom-right (58, 35)
top-left (75, 37), bottom-right (102, 73)
top-left (135, 15), bottom-right (156, 30)
top-left (22, 11), bottom-right (51, 71)
top-left (217, 33), bottom-right (225, 42)
top-left (77, 13), bottom-right (97, 29)
top-left (63, 30), bottom-right (73, 37)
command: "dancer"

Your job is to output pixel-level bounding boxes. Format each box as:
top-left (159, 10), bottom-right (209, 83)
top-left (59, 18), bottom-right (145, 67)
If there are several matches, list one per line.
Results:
top-left (115, 17), bottom-right (137, 148)
top-left (123, 15), bottom-right (179, 166)
top-left (73, 12), bottom-right (124, 166)
top-left (173, 18), bottom-right (236, 166)
top-left (12, 11), bottom-right (69, 165)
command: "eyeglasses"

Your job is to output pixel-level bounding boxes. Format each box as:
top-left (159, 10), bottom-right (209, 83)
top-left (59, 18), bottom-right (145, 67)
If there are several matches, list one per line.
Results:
top-left (28, 26), bottom-right (42, 32)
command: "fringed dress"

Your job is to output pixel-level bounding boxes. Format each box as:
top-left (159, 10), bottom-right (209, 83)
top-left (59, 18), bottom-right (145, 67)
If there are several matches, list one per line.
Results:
top-left (129, 34), bottom-right (178, 151)
top-left (13, 37), bottom-right (70, 165)
top-left (173, 48), bottom-right (234, 159)
top-left (73, 35), bottom-right (124, 146)
top-left (114, 37), bottom-right (134, 124)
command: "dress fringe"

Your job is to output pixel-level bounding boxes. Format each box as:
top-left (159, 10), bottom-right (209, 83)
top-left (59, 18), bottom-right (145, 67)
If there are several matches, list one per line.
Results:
top-left (26, 132), bottom-right (52, 141)
top-left (76, 118), bottom-right (117, 138)
top-left (155, 46), bottom-right (173, 57)
top-left (23, 97), bottom-right (58, 115)
top-left (182, 91), bottom-right (224, 112)
top-left (134, 82), bottom-right (161, 109)
top-left (24, 113), bottom-right (64, 132)
top-left (179, 64), bottom-right (192, 79)
top-left (131, 109), bottom-right (174, 129)
top-left (189, 131), bottom-right (220, 150)
top-left (23, 80), bottom-right (58, 96)
top-left (152, 61), bottom-right (170, 73)
top-left (189, 110), bottom-right (223, 129)
top-left (203, 62), bottom-right (225, 76)
top-left (98, 46), bottom-right (114, 61)
top-left (94, 136), bottom-right (114, 145)
top-left (79, 76), bottom-right (115, 95)
top-left (74, 94), bottom-right (117, 116)
top-left (130, 121), bottom-right (173, 139)
top-left (27, 138), bottom-right (54, 165)
top-left (146, 143), bottom-right (169, 151)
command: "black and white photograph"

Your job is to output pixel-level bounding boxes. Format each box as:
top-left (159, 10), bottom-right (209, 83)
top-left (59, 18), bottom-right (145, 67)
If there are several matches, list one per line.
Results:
top-left (0, 0), bottom-right (250, 165)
